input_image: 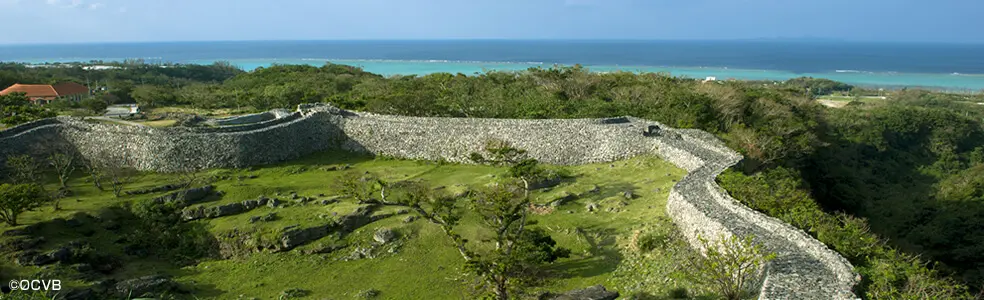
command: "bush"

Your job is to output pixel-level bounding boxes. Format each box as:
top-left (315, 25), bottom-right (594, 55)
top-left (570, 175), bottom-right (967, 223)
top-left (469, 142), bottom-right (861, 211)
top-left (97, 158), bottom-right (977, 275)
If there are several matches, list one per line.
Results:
top-left (718, 169), bottom-right (971, 298)
top-left (682, 234), bottom-right (775, 300)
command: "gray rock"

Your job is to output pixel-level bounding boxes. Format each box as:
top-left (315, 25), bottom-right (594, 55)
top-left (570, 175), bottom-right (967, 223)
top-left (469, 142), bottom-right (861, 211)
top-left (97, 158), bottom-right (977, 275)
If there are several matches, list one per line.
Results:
top-left (279, 224), bottom-right (333, 251)
top-left (242, 199), bottom-right (261, 210)
top-left (402, 215), bottom-right (417, 223)
top-left (585, 203), bottom-right (598, 212)
top-left (587, 185), bottom-right (600, 193)
top-left (2, 236), bottom-right (45, 252)
top-left (261, 213), bottom-right (278, 222)
top-left (204, 203), bottom-right (245, 218)
top-left (249, 216), bottom-right (261, 223)
top-left (267, 199), bottom-right (284, 208)
top-left (114, 275), bottom-right (176, 298)
top-left (373, 228), bottom-right (396, 244)
top-left (15, 250), bottom-right (55, 266)
top-left (181, 206), bottom-right (206, 221)
top-left (622, 190), bottom-right (634, 199)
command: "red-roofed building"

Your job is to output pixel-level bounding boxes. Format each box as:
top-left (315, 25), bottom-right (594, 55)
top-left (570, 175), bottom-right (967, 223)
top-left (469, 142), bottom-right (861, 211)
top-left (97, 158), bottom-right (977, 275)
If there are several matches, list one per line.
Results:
top-left (0, 82), bottom-right (89, 105)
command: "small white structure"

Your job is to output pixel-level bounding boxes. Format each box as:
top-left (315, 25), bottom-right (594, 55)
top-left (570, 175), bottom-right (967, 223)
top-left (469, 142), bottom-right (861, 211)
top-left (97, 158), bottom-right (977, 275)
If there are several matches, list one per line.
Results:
top-left (703, 76), bottom-right (717, 83)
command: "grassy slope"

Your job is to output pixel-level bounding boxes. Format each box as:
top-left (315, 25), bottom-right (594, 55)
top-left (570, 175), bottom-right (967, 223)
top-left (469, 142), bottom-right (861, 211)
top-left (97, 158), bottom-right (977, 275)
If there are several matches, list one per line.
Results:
top-left (4, 151), bottom-right (688, 299)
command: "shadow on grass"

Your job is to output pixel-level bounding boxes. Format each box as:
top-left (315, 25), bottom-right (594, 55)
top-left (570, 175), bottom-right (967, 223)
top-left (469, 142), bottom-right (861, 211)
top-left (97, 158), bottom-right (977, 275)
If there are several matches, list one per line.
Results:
top-left (6, 207), bottom-right (227, 299)
top-left (548, 226), bottom-right (622, 279)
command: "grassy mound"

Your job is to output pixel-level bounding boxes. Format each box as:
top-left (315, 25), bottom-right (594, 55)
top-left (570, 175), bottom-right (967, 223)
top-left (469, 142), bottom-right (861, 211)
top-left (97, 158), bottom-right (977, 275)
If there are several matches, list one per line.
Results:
top-left (2, 151), bottom-right (690, 299)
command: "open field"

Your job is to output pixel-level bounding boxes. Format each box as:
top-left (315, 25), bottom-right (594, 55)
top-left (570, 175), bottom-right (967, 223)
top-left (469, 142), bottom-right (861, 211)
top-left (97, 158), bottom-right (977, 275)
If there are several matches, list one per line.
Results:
top-left (2, 151), bottom-right (694, 299)
top-left (816, 95), bottom-right (888, 108)
top-left (135, 119), bottom-right (178, 128)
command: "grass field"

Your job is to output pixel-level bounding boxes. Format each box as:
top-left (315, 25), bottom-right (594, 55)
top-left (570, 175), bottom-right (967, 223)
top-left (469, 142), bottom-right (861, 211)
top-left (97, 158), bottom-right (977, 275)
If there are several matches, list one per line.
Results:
top-left (2, 151), bottom-right (695, 299)
top-left (136, 119), bottom-right (178, 127)
top-left (817, 95), bottom-right (888, 108)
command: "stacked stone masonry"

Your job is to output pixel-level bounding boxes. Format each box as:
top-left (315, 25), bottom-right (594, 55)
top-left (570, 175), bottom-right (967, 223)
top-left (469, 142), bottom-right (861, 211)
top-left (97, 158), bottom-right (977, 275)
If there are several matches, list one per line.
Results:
top-left (0, 103), bottom-right (858, 299)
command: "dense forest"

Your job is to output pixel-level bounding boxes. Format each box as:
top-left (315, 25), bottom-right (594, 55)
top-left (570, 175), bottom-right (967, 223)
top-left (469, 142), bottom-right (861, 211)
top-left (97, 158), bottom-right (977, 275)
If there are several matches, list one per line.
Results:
top-left (2, 62), bottom-right (984, 298)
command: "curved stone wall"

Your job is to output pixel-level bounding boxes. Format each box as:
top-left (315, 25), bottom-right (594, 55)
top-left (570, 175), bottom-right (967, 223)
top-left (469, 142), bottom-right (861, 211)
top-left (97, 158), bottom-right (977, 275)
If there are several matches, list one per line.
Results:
top-left (0, 104), bottom-right (858, 298)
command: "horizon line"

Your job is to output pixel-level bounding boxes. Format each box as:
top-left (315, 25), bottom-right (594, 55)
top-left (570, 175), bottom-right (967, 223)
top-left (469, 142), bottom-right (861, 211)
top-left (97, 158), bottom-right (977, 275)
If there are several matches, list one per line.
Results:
top-left (3, 38), bottom-right (984, 47)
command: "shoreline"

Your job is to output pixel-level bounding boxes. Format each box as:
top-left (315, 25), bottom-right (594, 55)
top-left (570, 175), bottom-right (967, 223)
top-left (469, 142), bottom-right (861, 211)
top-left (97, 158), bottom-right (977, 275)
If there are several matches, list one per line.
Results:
top-left (5, 58), bottom-right (983, 91)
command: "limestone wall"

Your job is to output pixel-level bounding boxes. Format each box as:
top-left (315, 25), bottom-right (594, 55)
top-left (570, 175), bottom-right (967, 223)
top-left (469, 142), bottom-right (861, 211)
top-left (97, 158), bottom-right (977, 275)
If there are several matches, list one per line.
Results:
top-left (0, 104), bottom-right (859, 299)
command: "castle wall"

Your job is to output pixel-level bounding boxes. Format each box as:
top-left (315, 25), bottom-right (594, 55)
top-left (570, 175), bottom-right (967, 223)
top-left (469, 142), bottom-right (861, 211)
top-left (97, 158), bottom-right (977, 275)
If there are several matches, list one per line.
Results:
top-left (0, 105), bottom-right (859, 299)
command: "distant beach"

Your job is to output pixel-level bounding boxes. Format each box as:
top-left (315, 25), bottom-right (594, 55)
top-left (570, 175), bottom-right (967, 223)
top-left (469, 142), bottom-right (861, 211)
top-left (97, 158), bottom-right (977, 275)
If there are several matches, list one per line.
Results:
top-left (2, 40), bottom-right (982, 91)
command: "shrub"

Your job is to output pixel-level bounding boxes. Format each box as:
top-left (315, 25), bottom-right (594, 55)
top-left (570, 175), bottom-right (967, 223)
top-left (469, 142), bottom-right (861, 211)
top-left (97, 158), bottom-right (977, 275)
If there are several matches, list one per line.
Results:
top-left (682, 234), bottom-right (775, 300)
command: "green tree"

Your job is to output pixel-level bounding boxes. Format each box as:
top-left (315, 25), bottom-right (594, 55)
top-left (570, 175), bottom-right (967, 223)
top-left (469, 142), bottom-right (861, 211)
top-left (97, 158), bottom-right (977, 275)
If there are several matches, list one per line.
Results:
top-left (683, 234), bottom-right (776, 300)
top-left (130, 85), bottom-right (175, 108)
top-left (0, 93), bottom-right (55, 125)
top-left (81, 97), bottom-right (108, 114)
top-left (0, 183), bottom-right (49, 226)
top-left (6, 155), bottom-right (43, 185)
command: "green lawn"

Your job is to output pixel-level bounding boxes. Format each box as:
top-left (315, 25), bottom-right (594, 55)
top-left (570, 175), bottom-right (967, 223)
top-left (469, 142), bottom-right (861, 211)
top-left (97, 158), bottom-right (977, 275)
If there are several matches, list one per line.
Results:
top-left (3, 151), bottom-right (693, 299)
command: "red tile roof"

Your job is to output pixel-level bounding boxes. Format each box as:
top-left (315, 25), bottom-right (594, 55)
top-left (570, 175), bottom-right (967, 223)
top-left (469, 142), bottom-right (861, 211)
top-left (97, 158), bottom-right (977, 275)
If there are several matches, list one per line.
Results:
top-left (0, 82), bottom-right (88, 100)
top-left (0, 84), bottom-right (58, 98)
top-left (52, 82), bottom-right (89, 96)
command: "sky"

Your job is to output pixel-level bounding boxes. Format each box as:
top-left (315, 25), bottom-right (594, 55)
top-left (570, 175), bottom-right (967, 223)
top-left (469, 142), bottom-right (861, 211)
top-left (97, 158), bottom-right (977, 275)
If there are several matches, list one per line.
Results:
top-left (0, 0), bottom-right (982, 44)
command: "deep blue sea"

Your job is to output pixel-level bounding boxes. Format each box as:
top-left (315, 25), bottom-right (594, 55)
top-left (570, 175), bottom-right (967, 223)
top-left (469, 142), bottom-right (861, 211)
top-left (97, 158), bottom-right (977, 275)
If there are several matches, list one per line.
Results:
top-left (1, 40), bottom-right (982, 90)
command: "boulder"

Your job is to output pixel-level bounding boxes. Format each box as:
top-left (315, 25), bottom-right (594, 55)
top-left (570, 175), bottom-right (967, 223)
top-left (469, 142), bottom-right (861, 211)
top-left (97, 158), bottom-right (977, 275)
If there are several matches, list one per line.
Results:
top-left (205, 203), bottom-right (245, 218)
top-left (242, 199), bottom-right (261, 210)
top-left (402, 216), bottom-right (417, 223)
top-left (267, 199), bottom-right (285, 208)
top-left (279, 224), bottom-right (333, 251)
top-left (585, 203), bottom-right (599, 212)
top-left (181, 206), bottom-right (206, 221)
top-left (2, 236), bottom-right (45, 252)
top-left (15, 251), bottom-right (55, 266)
top-left (248, 216), bottom-right (262, 223)
top-left (622, 190), bottom-right (635, 200)
top-left (114, 275), bottom-right (176, 298)
top-left (373, 228), bottom-right (396, 244)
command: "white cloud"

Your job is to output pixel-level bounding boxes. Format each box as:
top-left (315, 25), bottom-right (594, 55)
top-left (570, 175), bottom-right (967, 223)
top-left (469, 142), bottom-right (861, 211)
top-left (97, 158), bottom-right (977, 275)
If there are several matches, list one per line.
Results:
top-left (87, 2), bottom-right (102, 9)
top-left (66, 0), bottom-right (82, 8)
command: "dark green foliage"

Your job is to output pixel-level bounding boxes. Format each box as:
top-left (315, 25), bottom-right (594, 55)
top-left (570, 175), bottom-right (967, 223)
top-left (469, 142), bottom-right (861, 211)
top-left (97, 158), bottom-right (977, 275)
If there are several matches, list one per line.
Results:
top-left (718, 169), bottom-right (971, 299)
top-left (0, 183), bottom-right (49, 226)
top-left (123, 200), bottom-right (218, 263)
top-left (80, 97), bottom-right (108, 114)
top-left (783, 77), bottom-right (854, 96)
top-left (0, 93), bottom-right (55, 125)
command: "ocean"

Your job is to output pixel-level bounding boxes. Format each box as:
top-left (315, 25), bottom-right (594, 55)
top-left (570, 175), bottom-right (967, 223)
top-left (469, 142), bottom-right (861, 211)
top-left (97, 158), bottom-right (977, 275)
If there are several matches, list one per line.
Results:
top-left (1, 40), bottom-right (982, 90)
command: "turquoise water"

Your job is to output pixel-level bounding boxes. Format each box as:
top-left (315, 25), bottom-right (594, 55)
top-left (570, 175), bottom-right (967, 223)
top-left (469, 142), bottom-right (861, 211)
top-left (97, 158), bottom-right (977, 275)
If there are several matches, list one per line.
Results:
top-left (181, 58), bottom-right (984, 91)
top-left (5, 41), bottom-right (983, 91)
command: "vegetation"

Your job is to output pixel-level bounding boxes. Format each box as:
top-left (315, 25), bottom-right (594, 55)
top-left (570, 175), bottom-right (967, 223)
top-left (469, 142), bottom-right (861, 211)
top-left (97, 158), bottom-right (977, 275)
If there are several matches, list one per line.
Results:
top-left (1, 151), bottom-right (693, 299)
top-left (682, 234), bottom-right (775, 300)
top-left (0, 93), bottom-right (55, 126)
top-left (3, 61), bottom-right (984, 298)
top-left (0, 184), bottom-right (49, 226)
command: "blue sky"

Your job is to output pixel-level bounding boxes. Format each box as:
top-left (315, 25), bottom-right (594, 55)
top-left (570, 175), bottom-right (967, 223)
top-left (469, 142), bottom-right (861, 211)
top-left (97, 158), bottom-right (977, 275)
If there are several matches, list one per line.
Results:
top-left (0, 0), bottom-right (981, 44)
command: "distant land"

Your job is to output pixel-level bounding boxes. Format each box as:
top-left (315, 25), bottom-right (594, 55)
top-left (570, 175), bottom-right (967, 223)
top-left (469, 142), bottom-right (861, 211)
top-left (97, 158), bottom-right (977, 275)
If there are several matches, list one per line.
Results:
top-left (1, 40), bottom-right (982, 90)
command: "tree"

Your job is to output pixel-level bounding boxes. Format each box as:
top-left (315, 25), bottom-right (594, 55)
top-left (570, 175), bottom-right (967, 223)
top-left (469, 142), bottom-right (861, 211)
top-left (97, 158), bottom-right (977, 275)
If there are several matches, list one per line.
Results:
top-left (0, 93), bottom-right (55, 125)
top-left (6, 155), bottom-right (43, 185)
top-left (0, 184), bottom-right (49, 226)
top-left (683, 234), bottom-right (776, 300)
top-left (81, 97), bottom-right (108, 115)
top-left (131, 85), bottom-right (175, 108)
top-left (337, 172), bottom-right (568, 299)
top-left (47, 152), bottom-right (77, 190)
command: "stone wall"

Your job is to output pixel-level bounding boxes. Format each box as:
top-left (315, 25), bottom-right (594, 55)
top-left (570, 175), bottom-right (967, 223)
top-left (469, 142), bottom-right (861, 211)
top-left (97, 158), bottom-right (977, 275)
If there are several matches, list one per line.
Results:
top-left (0, 104), bottom-right (858, 298)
